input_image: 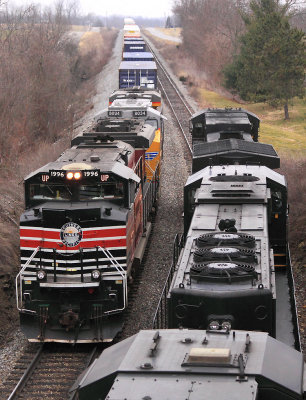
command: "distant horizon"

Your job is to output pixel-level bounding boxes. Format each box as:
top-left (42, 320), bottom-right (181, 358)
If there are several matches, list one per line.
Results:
top-left (8, 0), bottom-right (174, 19)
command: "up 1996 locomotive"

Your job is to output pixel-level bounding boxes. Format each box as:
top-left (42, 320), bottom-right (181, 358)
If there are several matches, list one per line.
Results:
top-left (155, 108), bottom-right (298, 347)
top-left (16, 115), bottom-right (161, 343)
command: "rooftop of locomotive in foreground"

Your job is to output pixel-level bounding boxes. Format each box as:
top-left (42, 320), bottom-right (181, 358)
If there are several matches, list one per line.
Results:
top-left (75, 329), bottom-right (304, 399)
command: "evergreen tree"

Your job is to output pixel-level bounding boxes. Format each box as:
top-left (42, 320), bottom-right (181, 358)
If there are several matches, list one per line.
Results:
top-left (224, 0), bottom-right (305, 119)
top-left (165, 16), bottom-right (173, 29)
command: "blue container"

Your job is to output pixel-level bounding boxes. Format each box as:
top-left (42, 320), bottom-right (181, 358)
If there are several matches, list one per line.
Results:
top-left (123, 41), bottom-right (146, 52)
top-left (123, 52), bottom-right (154, 61)
top-left (119, 61), bottom-right (157, 89)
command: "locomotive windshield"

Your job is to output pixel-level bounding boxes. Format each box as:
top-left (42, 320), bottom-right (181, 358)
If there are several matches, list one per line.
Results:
top-left (29, 183), bottom-right (72, 201)
top-left (28, 180), bottom-right (125, 207)
top-left (146, 118), bottom-right (158, 129)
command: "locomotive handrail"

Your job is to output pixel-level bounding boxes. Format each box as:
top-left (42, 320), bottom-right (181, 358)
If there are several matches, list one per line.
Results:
top-left (97, 246), bottom-right (128, 314)
top-left (16, 246), bottom-right (40, 312)
top-left (142, 163), bottom-right (159, 230)
top-left (145, 160), bottom-right (155, 174)
top-left (152, 233), bottom-right (185, 329)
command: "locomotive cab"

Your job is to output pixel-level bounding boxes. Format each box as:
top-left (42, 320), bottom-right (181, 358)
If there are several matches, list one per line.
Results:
top-left (108, 87), bottom-right (162, 110)
top-left (190, 108), bottom-right (260, 144)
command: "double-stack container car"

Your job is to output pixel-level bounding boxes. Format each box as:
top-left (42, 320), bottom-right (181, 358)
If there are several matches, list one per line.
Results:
top-left (119, 61), bottom-right (157, 89)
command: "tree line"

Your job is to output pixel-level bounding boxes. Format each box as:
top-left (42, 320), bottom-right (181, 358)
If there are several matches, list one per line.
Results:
top-left (0, 0), bottom-right (118, 273)
top-left (173, 0), bottom-right (305, 118)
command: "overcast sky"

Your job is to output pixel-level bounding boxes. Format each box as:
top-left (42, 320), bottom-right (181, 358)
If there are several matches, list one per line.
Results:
top-left (10, 0), bottom-right (174, 18)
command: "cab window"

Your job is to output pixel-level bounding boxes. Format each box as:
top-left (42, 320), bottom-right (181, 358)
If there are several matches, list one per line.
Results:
top-left (146, 118), bottom-right (158, 129)
top-left (79, 182), bottom-right (124, 201)
top-left (29, 184), bottom-right (72, 201)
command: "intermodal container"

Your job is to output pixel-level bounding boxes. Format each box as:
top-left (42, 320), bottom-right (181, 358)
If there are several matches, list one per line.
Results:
top-left (123, 41), bottom-right (146, 52)
top-left (119, 61), bottom-right (157, 89)
top-left (123, 52), bottom-right (154, 61)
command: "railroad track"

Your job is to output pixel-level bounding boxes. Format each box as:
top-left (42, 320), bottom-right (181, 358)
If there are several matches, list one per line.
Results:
top-left (143, 33), bottom-right (195, 156)
top-left (2, 344), bottom-right (99, 400)
top-left (2, 213), bottom-right (157, 400)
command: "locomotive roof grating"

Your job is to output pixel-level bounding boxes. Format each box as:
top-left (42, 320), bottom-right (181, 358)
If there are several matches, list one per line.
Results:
top-left (193, 139), bottom-right (278, 157)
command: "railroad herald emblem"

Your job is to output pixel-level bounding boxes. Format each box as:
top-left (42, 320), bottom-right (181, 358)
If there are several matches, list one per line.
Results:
top-left (60, 222), bottom-right (82, 247)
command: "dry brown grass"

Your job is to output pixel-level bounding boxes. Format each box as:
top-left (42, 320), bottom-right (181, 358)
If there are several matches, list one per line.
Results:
top-left (76, 29), bottom-right (117, 80)
top-left (0, 29), bottom-right (118, 276)
top-left (156, 28), bottom-right (182, 38)
top-left (279, 157), bottom-right (306, 256)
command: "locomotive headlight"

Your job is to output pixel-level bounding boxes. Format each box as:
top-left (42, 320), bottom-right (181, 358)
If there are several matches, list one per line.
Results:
top-left (221, 321), bottom-right (232, 331)
top-left (66, 172), bottom-right (74, 180)
top-left (91, 269), bottom-right (101, 281)
top-left (74, 172), bottom-right (81, 180)
top-left (37, 270), bottom-right (46, 280)
top-left (208, 320), bottom-right (220, 330)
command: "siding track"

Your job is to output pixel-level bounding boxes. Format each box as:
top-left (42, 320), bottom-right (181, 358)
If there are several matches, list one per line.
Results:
top-left (3, 344), bottom-right (99, 400)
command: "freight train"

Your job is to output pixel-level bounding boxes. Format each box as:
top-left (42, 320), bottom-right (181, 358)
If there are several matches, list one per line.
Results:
top-left (15, 25), bottom-right (164, 344)
top-left (71, 328), bottom-right (306, 400)
top-left (153, 108), bottom-right (299, 349)
top-left (120, 25), bottom-right (158, 89)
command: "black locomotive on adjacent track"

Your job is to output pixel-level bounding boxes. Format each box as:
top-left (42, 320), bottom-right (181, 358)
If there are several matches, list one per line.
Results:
top-left (154, 108), bottom-right (299, 349)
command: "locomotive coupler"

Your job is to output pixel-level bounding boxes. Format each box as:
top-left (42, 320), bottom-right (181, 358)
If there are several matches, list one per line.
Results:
top-left (59, 309), bottom-right (79, 332)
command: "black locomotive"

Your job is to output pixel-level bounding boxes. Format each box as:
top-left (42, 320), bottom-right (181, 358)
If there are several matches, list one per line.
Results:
top-left (153, 108), bottom-right (298, 347)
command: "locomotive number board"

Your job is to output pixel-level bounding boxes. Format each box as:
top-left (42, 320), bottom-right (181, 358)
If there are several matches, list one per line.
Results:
top-left (108, 110), bottom-right (122, 117)
top-left (41, 170), bottom-right (110, 182)
top-left (133, 110), bottom-right (147, 117)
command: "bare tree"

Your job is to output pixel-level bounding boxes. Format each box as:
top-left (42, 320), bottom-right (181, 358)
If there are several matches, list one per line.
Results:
top-left (173, 0), bottom-right (246, 82)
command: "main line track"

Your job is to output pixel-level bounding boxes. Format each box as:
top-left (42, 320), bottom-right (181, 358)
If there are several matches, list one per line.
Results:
top-left (143, 33), bottom-right (195, 156)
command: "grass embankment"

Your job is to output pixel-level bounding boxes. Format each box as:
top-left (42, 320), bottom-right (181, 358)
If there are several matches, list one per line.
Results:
top-left (155, 27), bottom-right (182, 38)
top-left (196, 88), bottom-right (306, 156)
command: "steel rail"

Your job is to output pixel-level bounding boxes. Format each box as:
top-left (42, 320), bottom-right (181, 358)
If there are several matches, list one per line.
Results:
top-left (143, 33), bottom-right (194, 155)
top-left (68, 346), bottom-right (99, 400)
top-left (157, 77), bottom-right (193, 155)
top-left (144, 37), bottom-right (195, 116)
top-left (7, 344), bottom-right (44, 400)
